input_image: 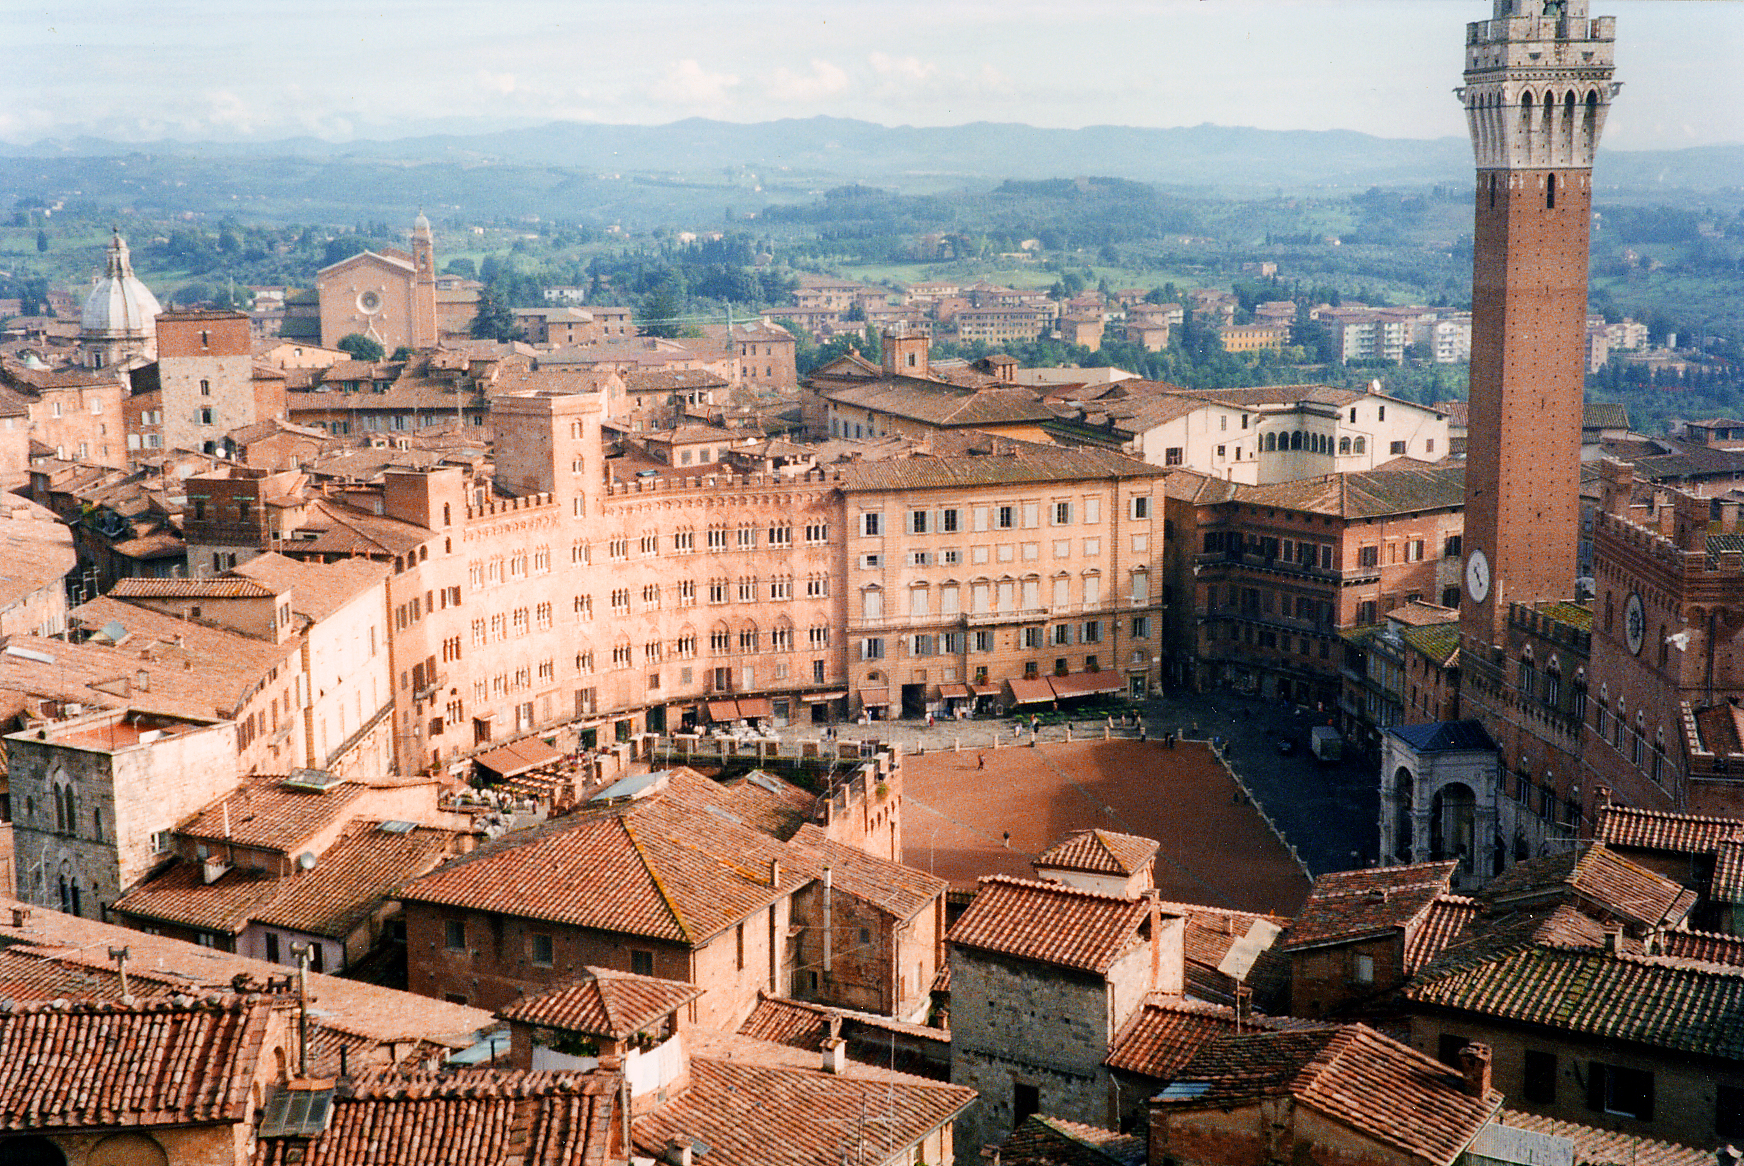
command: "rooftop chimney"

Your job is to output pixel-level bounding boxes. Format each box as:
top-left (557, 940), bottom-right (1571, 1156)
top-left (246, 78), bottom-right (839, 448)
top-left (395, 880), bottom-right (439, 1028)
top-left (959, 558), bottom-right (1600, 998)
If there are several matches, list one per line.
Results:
top-left (769, 858), bottom-right (781, 887)
top-left (1456, 1043), bottom-right (1492, 1099)
top-left (664, 1139), bottom-right (694, 1166)
top-left (821, 1036), bottom-right (847, 1075)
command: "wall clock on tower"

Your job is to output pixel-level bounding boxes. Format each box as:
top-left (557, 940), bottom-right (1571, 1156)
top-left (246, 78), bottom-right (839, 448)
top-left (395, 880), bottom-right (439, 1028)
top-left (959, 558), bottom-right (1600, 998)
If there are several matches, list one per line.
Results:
top-left (1625, 591), bottom-right (1646, 656)
top-left (1465, 549), bottom-right (1490, 604)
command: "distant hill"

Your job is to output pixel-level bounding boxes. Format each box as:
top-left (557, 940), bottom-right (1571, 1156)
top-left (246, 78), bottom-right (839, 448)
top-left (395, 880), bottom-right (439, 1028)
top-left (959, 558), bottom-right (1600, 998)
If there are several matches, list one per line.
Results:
top-left (6, 118), bottom-right (1740, 195)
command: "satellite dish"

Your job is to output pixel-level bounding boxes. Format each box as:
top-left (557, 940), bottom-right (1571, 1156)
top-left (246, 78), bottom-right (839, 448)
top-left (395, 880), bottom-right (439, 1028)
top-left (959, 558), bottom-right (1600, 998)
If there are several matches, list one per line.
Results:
top-left (296, 852), bottom-right (317, 871)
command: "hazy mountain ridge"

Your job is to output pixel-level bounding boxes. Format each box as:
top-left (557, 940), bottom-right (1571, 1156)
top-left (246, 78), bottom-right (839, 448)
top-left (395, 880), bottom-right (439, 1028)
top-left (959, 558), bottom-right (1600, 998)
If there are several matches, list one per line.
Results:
top-left (6, 118), bottom-right (1739, 193)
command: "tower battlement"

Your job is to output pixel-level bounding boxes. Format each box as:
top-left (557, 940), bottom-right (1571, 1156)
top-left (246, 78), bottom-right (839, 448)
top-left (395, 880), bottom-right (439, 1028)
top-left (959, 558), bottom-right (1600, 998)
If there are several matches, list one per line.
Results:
top-left (1462, 2), bottom-right (1617, 171)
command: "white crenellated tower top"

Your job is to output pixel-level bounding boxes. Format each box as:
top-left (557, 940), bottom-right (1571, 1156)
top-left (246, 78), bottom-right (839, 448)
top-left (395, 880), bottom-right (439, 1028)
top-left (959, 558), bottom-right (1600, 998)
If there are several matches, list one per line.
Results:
top-left (1460, 0), bottom-right (1618, 171)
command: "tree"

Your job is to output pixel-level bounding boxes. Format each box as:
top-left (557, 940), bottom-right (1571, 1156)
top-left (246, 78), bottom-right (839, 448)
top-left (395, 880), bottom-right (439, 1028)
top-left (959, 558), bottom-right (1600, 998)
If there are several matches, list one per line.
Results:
top-left (35, 229), bottom-right (47, 254)
top-left (391, 346), bottom-right (415, 362)
top-left (471, 285), bottom-right (515, 342)
top-left (638, 287), bottom-right (682, 339)
top-left (337, 333), bottom-right (386, 362)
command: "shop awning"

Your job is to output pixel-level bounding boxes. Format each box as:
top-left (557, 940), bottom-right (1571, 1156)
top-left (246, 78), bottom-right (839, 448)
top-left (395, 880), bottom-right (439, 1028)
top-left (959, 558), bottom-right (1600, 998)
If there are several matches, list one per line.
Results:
top-left (1006, 677), bottom-right (1056, 705)
top-left (475, 737), bottom-right (564, 779)
top-left (805, 691), bottom-right (847, 703)
top-left (706, 700), bottom-right (741, 721)
top-left (970, 683), bottom-right (1002, 697)
top-left (858, 687), bottom-right (890, 708)
top-left (1048, 671), bottom-right (1126, 698)
top-left (938, 683), bottom-right (972, 699)
top-left (738, 697), bottom-right (775, 719)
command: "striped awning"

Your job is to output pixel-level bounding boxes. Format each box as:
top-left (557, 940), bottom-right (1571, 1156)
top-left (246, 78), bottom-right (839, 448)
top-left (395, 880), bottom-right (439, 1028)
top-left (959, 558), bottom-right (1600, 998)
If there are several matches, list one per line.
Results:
top-left (738, 697), bottom-right (775, 719)
top-left (1048, 671), bottom-right (1125, 698)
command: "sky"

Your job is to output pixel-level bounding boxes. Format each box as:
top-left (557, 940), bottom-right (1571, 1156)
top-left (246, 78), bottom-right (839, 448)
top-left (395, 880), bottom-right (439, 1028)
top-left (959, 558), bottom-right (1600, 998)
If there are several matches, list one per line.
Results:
top-left (5, 1), bottom-right (1740, 151)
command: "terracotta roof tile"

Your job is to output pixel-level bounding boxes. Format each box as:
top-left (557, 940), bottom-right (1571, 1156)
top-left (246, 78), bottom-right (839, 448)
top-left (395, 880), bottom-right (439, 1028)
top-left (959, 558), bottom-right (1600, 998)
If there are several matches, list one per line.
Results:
top-left (837, 434), bottom-right (1164, 493)
top-left (231, 552), bottom-right (390, 623)
top-left (1105, 994), bottom-right (1320, 1079)
top-left (1281, 862), bottom-right (1456, 951)
top-left (1233, 463), bottom-right (1465, 519)
top-left (115, 821), bottom-right (458, 940)
top-left (1596, 803), bottom-right (1744, 855)
top-left (1405, 944), bottom-right (1744, 1059)
top-left (1491, 1110), bottom-right (1707, 1166)
top-left (948, 876), bottom-right (1152, 974)
top-left (252, 823), bottom-right (458, 938)
top-left (1157, 1025), bottom-right (1500, 1166)
top-left (112, 861), bottom-right (281, 935)
top-left (252, 1069), bottom-right (622, 1166)
top-left (1035, 829), bottom-right (1159, 876)
top-left (998, 1115), bottom-right (1146, 1166)
top-left (788, 823), bottom-right (946, 922)
top-left (109, 576), bottom-right (278, 599)
top-left (1713, 838), bottom-right (1744, 901)
top-left (1403, 894), bottom-right (1482, 974)
top-left (499, 968), bottom-right (703, 1039)
top-left (0, 996), bottom-right (269, 1131)
top-left (398, 770), bottom-right (806, 945)
top-left (1481, 843), bottom-right (1692, 931)
top-left (735, 995), bottom-right (830, 1050)
top-left (712, 770), bottom-right (816, 841)
top-left (1659, 928), bottom-right (1744, 967)
top-left (632, 1044), bottom-right (974, 1166)
top-left (180, 775), bottom-right (367, 852)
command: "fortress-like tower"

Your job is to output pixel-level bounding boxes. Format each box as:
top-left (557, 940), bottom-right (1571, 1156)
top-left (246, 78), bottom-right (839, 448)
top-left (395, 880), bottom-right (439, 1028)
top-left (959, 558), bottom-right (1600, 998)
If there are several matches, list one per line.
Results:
top-left (1458, 0), bottom-right (1617, 644)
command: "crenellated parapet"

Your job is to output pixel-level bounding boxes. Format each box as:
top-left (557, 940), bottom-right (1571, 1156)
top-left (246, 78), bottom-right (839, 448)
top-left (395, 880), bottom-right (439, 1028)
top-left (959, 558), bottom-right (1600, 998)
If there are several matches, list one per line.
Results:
top-left (1461, 1), bottom-right (1617, 171)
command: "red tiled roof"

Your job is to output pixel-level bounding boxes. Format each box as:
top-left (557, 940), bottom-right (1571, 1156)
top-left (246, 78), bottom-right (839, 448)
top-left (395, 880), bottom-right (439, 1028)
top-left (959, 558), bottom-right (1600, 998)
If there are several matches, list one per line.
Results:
top-left (115, 822), bottom-right (458, 940)
top-left (252, 1069), bottom-right (621, 1166)
top-left (632, 1049), bottom-right (973, 1166)
top-left (1105, 994), bottom-right (1320, 1078)
top-left (948, 876), bottom-right (1152, 974)
top-left (1403, 894), bottom-right (1481, 973)
top-left (1659, 928), bottom-right (1744, 967)
top-left (788, 822), bottom-right (946, 923)
top-left (1158, 1025), bottom-right (1500, 1166)
top-left (1490, 1110), bottom-right (1708, 1166)
top-left (1404, 944), bottom-right (1744, 1060)
top-left (499, 968), bottom-right (702, 1039)
top-left (1281, 862), bottom-right (1456, 951)
top-left (1481, 844), bottom-right (1692, 931)
top-left (998, 1115), bottom-right (1146, 1166)
top-left (1595, 803), bottom-right (1744, 855)
top-left (398, 770), bottom-right (806, 945)
top-left (714, 771), bottom-right (816, 841)
top-left (737, 995), bottom-right (830, 1050)
top-left (1035, 829), bottom-right (1158, 877)
top-left (1712, 838), bottom-right (1744, 901)
top-left (179, 775), bottom-right (367, 852)
top-left (0, 996), bottom-right (268, 1131)
top-left (109, 576), bottom-right (278, 599)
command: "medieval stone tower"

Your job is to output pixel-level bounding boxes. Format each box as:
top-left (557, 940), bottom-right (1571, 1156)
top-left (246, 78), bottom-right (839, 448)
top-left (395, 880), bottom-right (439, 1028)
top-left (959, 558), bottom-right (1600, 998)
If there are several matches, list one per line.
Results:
top-left (1458, 0), bottom-right (1617, 646)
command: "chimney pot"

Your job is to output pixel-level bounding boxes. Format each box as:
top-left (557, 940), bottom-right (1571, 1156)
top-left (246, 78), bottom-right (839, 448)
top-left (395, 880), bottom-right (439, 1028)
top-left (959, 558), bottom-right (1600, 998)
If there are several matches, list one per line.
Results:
top-left (1456, 1042), bottom-right (1492, 1098)
top-left (821, 1036), bottom-right (847, 1075)
top-left (9, 907), bottom-right (29, 928)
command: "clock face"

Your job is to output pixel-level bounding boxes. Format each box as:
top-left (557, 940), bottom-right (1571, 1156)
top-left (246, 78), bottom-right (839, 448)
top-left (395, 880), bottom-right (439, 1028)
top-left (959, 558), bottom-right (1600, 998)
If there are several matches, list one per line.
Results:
top-left (1465, 549), bottom-right (1491, 603)
top-left (1625, 591), bottom-right (1646, 655)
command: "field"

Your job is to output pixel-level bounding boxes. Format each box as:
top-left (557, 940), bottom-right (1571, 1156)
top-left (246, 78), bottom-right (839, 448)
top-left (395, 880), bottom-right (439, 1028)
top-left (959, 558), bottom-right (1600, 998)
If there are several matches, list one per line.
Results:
top-left (902, 738), bottom-right (1310, 917)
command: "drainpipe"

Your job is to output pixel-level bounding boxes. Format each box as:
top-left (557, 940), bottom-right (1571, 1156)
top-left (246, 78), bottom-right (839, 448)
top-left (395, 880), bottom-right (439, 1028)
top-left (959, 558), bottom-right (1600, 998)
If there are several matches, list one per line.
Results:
top-left (822, 867), bottom-right (833, 976)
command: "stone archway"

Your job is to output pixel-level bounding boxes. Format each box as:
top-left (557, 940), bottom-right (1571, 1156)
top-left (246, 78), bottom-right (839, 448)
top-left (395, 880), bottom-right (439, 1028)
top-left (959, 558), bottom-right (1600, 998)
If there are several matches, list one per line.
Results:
top-left (1431, 783), bottom-right (1477, 871)
top-left (1392, 766), bottom-right (1415, 861)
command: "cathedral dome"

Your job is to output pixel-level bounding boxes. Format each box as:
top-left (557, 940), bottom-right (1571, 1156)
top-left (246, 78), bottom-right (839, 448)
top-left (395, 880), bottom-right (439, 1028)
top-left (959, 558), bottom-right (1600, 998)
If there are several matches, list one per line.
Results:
top-left (81, 229), bottom-right (162, 339)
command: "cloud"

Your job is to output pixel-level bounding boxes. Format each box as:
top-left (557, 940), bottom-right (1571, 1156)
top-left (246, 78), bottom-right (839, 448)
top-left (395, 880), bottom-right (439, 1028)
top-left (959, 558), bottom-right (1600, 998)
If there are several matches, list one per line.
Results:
top-left (765, 59), bottom-right (849, 104)
top-left (477, 71), bottom-right (518, 96)
top-left (658, 58), bottom-right (740, 106)
top-left (868, 52), bottom-right (936, 84)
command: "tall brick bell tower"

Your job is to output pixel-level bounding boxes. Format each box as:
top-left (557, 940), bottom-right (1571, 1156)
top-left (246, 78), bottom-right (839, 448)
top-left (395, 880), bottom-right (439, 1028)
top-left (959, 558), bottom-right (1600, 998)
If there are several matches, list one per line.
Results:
top-left (1458, 0), bottom-right (1616, 647)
